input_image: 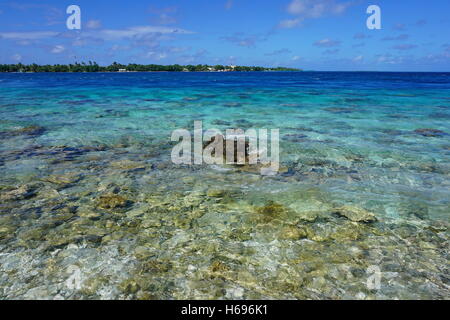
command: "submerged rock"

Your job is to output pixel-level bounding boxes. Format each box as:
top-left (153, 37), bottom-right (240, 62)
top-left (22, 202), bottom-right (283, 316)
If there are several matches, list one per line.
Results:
top-left (78, 209), bottom-right (102, 220)
top-left (414, 128), bottom-right (447, 137)
top-left (425, 220), bottom-right (448, 234)
top-left (398, 201), bottom-right (429, 220)
top-left (18, 125), bottom-right (45, 135)
top-left (139, 259), bottom-right (172, 273)
top-left (295, 210), bottom-right (319, 222)
top-left (333, 205), bottom-right (376, 223)
top-left (203, 133), bottom-right (251, 165)
top-left (18, 227), bottom-right (47, 242)
top-left (0, 184), bottom-right (37, 201)
top-left (97, 194), bottom-right (130, 209)
top-left (283, 133), bottom-right (308, 142)
top-left (0, 224), bottom-right (17, 240)
top-left (80, 276), bottom-right (110, 296)
top-left (324, 107), bottom-right (353, 114)
top-left (2, 125), bottom-right (46, 138)
top-left (110, 160), bottom-right (146, 171)
top-left (43, 173), bottom-right (82, 187)
top-left (183, 96), bottom-right (199, 101)
top-left (254, 201), bottom-right (288, 223)
top-left (119, 279), bottom-right (140, 295)
top-left (212, 120), bottom-right (231, 126)
top-left (206, 189), bottom-right (226, 198)
top-left (330, 222), bottom-right (364, 241)
top-left (279, 226), bottom-right (308, 240)
top-left (209, 260), bottom-right (231, 274)
top-left (289, 199), bottom-right (331, 222)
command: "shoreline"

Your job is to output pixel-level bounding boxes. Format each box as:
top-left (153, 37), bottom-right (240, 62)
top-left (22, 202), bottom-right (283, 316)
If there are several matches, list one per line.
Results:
top-left (2, 70), bottom-right (450, 74)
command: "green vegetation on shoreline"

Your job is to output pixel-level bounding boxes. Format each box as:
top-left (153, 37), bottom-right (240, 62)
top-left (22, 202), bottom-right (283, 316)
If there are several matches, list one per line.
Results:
top-left (0, 62), bottom-right (301, 73)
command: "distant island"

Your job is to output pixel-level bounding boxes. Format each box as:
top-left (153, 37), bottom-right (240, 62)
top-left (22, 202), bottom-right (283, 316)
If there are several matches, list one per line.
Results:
top-left (0, 62), bottom-right (301, 73)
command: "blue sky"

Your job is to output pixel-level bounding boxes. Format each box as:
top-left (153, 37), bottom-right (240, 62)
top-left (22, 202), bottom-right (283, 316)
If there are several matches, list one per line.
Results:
top-left (0, 0), bottom-right (449, 71)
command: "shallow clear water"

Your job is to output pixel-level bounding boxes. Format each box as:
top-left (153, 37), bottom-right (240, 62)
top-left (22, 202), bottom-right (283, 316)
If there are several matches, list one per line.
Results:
top-left (0, 72), bottom-right (449, 299)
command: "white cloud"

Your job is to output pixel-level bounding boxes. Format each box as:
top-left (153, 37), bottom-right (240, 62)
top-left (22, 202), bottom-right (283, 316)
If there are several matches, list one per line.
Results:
top-left (323, 48), bottom-right (339, 54)
top-left (145, 51), bottom-right (167, 60)
top-left (110, 44), bottom-right (130, 52)
top-left (265, 48), bottom-right (292, 56)
top-left (415, 19), bottom-right (427, 27)
top-left (393, 23), bottom-right (406, 31)
top-left (0, 26), bottom-right (193, 41)
top-left (225, 0), bottom-right (233, 10)
top-left (291, 56), bottom-right (301, 61)
top-left (376, 54), bottom-right (403, 64)
top-left (377, 55), bottom-right (389, 63)
top-left (280, 0), bottom-right (353, 28)
top-left (157, 14), bottom-right (177, 25)
top-left (392, 44), bottom-right (417, 51)
top-left (0, 31), bottom-right (58, 40)
top-left (221, 32), bottom-right (268, 48)
top-left (168, 46), bottom-right (189, 53)
top-left (12, 53), bottom-right (22, 62)
top-left (352, 42), bottom-right (365, 48)
top-left (313, 38), bottom-right (341, 47)
top-left (352, 55), bottom-right (363, 62)
top-left (287, 0), bottom-right (352, 18)
top-left (179, 49), bottom-right (208, 64)
top-left (382, 34), bottom-right (409, 41)
top-left (332, 2), bottom-right (351, 14)
top-left (90, 26), bottom-right (194, 41)
top-left (86, 20), bottom-right (101, 29)
top-left (288, 0), bottom-right (307, 15)
top-left (353, 33), bottom-right (370, 40)
top-left (148, 6), bottom-right (179, 25)
top-left (278, 18), bottom-right (302, 29)
top-left (227, 56), bottom-right (237, 65)
top-left (51, 45), bottom-right (65, 54)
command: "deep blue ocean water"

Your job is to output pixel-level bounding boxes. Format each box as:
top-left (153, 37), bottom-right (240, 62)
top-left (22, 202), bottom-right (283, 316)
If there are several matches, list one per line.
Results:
top-left (1, 71), bottom-right (450, 89)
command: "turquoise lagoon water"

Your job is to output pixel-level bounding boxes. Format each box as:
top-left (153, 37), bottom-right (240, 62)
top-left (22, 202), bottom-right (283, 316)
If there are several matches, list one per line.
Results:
top-left (0, 72), bottom-right (449, 299)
